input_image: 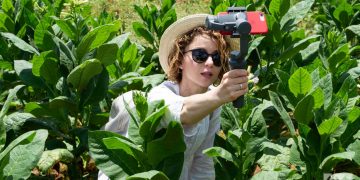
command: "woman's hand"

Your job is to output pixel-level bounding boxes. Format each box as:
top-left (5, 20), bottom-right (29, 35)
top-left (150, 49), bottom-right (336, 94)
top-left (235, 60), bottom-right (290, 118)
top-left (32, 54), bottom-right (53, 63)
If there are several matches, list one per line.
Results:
top-left (213, 69), bottom-right (249, 104)
top-left (180, 69), bottom-right (248, 125)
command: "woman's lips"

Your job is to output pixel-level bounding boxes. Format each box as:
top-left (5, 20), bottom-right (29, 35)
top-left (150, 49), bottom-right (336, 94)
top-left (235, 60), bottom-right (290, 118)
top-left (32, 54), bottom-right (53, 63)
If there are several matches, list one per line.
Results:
top-left (200, 71), bottom-right (213, 78)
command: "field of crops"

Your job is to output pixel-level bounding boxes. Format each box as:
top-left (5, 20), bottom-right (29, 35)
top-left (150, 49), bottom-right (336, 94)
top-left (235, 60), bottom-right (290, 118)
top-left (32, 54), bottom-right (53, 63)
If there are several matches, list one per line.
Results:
top-left (0, 0), bottom-right (359, 179)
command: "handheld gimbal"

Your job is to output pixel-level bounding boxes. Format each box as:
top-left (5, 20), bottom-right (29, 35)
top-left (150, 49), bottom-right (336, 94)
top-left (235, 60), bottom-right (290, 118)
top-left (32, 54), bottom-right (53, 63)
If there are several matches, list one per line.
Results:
top-left (205, 7), bottom-right (251, 108)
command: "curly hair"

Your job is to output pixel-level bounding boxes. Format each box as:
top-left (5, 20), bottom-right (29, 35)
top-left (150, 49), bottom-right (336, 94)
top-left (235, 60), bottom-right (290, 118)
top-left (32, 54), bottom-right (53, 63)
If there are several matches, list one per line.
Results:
top-left (167, 26), bottom-right (230, 85)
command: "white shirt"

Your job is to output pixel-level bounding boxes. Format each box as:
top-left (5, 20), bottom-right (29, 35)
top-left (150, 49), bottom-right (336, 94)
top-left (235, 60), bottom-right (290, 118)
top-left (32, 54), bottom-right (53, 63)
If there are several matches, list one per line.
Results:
top-left (99, 81), bottom-right (220, 180)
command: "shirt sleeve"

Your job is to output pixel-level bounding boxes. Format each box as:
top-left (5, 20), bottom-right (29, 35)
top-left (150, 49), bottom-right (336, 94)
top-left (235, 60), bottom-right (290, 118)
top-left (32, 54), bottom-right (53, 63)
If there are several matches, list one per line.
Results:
top-left (148, 83), bottom-right (184, 129)
top-left (102, 91), bottom-right (135, 136)
top-left (190, 107), bottom-right (221, 180)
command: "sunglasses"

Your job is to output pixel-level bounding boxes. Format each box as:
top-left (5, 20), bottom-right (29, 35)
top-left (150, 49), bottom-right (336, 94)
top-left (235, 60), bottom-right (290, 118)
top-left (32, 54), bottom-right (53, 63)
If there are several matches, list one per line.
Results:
top-left (184, 48), bottom-right (222, 67)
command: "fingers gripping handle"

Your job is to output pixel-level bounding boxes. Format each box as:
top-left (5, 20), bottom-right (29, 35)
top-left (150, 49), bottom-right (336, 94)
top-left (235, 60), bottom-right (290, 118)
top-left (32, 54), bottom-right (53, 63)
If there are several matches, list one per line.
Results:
top-left (229, 51), bottom-right (246, 108)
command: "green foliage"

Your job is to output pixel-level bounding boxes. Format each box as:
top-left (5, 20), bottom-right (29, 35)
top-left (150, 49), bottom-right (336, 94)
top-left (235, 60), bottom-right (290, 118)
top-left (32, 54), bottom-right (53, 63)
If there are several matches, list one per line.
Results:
top-left (0, 0), bottom-right (359, 179)
top-left (89, 92), bottom-right (185, 179)
top-left (0, 129), bottom-right (48, 179)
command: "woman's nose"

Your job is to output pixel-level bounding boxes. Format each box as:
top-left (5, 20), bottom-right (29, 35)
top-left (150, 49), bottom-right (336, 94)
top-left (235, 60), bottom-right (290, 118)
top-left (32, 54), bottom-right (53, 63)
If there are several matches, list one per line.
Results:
top-left (204, 56), bottom-right (214, 66)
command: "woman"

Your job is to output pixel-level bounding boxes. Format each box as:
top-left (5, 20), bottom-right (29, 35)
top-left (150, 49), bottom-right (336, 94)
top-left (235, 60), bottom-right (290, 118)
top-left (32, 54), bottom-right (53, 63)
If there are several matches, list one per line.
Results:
top-left (100, 14), bottom-right (248, 179)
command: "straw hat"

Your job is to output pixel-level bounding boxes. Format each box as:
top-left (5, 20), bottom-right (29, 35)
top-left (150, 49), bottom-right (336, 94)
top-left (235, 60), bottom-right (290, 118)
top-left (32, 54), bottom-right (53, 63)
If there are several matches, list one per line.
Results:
top-left (159, 14), bottom-right (239, 73)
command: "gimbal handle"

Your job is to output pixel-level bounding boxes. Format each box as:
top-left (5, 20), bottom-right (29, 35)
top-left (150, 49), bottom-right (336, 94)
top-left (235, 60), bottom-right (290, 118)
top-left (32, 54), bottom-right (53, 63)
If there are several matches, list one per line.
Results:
top-left (229, 35), bottom-right (249, 108)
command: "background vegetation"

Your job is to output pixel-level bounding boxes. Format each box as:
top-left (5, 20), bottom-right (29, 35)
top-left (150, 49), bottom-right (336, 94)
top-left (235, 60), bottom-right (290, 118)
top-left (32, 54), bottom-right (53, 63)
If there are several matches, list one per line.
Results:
top-left (0, 0), bottom-right (359, 179)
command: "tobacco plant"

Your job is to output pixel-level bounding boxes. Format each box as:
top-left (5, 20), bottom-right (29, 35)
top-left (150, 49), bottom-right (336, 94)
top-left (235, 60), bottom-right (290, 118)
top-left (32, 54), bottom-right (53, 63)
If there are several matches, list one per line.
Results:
top-left (89, 92), bottom-right (185, 179)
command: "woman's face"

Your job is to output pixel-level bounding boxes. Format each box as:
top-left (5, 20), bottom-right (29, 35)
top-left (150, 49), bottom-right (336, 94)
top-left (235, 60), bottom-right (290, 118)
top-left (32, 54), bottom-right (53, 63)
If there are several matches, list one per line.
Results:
top-left (180, 34), bottom-right (221, 92)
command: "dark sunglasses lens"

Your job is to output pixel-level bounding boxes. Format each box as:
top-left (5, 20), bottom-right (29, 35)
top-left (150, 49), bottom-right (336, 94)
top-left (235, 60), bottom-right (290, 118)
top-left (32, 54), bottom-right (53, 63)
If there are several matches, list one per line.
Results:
top-left (191, 49), bottom-right (208, 63)
top-left (212, 53), bottom-right (221, 66)
top-left (190, 49), bottom-right (222, 67)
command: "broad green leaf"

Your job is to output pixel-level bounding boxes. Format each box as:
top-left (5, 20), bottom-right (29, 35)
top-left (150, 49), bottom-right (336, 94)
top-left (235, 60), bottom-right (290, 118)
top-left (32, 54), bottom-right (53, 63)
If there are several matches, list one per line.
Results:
top-left (0, 85), bottom-right (24, 123)
top-left (49, 96), bottom-right (78, 114)
top-left (147, 121), bottom-right (186, 167)
top-left (318, 74), bottom-right (332, 108)
top-left (0, 13), bottom-right (15, 32)
top-left (53, 36), bottom-right (76, 71)
top-left (310, 88), bottom-right (324, 109)
top-left (251, 171), bottom-right (279, 180)
top-left (269, 91), bottom-right (296, 137)
top-left (37, 149), bottom-right (74, 173)
top-left (0, 130), bottom-right (48, 179)
top-left (32, 51), bottom-right (55, 76)
top-left (244, 101), bottom-right (272, 138)
top-left (346, 25), bottom-right (360, 37)
top-left (141, 74), bottom-right (165, 88)
top-left (317, 117), bottom-right (343, 136)
top-left (103, 137), bottom-right (147, 166)
top-left (32, 51), bottom-right (61, 85)
top-left (336, 75), bottom-right (357, 99)
top-left (122, 44), bottom-right (138, 66)
top-left (289, 143), bottom-right (306, 174)
top-left (330, 173), bottom-right (360, 180)
top-left (3, 112), bottom-right (34, 132)
top-left (0, 32), bottom-right (39, 55)
top-left (133, 92), bottom-right (148, 123)
top-left (246, 36), bottom-right (265, 59)
top-left (269, 0), bottom-right (290, 21)
top-left (278, 35), bottom-right (319, 63)
top-left (354, 130), bottom-right (360, 139)
top-left (80, 68), bottom-right (109, 106)
top-left (347, 140), bottom-right (360, 165)
top-left (0, 61), bottom-right (12, 69)
top-left (294, 95), bottom-right (314, 125)
top-left (227, 129), bottom-right (250, 150)
top-left (133, 22), bottom-right (155, 45)
top-left (76, 23), bottom-right (121, 60)
top-left (214, 2), bottom-right (230, 15)
top-left (348, 107), bottom-right (360, 124)
top-left (96, 43), bottom-right (118, 66)
top-left (14, 60), bottom-right (45, 88)
top-left (158, 9), bottom-right (177, 37)
top-left (333, 1), bottom-right (353, 28)
top-left (160, 0), bottom-right (175, 15)
top-left (139, 106), bottom-right (167, 142)
top-left (0, 85), bottom-right (24, 149)
top-left (319, 151), bottom-right (355, 171)
top-left (39, 57), bottom-right (61, 85)
top-left (54, 19), bottom-right (77, 41)
top-left (288, 67), bottom-right (312, 97)
top-left (300, 41), bottom-right (320, 61)
top-left (310, 68), bottom-right (320, 90)
top-left (280, 0), bottom-right (314, 30)
top-left (0, 131), bottom-right (35, 161)
top-left (257, 142), bottom-right (290, 172)
top-left (34, 19), bottom-right (55, 51)
top-left (1, 0), bottom-right (14, 16)
top-left (127, 170), bottom-right (169, 180)
top-left (88, 130), bottom-right (135, 179)
top-left (327, 44), bottom-right (349, 72)
top-left (67, 59), bottom-right (103, 92)
top-left (203, 147), bottom-right (234, 162)
top-left (107, 33), bottom-right (130, 48)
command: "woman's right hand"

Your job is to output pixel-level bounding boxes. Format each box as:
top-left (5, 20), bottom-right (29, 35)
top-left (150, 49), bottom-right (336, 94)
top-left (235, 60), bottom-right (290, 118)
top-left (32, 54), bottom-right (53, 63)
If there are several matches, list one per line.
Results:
top-left (213, 69), bottom-right (249, 104)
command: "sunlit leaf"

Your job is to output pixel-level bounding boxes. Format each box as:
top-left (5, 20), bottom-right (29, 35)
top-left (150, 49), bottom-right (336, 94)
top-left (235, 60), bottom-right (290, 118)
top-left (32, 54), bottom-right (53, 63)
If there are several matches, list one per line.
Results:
top-left (289, 68), bottom-right (312, 97)
top-left (319, 151), bottom-right (354, 171)
top-left (1, 32), bottom-right (39, 55)
top-left (317, 117), bottom-right (343, 136)
top-left (67, 59), bottom-right (103, 92)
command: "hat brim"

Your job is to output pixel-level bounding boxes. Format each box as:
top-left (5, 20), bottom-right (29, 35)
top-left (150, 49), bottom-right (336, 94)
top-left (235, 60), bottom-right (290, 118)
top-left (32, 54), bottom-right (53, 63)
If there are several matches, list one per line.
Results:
top-left (159, 14), bottom-right (239, 74)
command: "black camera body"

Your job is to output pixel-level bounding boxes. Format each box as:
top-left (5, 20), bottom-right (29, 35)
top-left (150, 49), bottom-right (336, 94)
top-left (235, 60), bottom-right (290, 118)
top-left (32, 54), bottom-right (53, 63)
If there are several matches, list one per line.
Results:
top-left (205, 7), bottom-right (251, 37)
top-left (205, 7), bottom-right (252, 108)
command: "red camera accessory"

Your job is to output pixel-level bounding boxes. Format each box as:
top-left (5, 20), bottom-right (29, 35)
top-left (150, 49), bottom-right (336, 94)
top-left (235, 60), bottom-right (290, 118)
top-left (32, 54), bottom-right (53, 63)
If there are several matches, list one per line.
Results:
top-left (247, 11), bottom-right (268, 34)
top-left (205, 8), bottom-right (268, 36)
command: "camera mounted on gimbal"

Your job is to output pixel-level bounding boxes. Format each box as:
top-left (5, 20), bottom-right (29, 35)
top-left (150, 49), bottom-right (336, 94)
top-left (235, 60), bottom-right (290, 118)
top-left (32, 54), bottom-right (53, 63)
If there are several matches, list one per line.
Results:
top-left (205, 7), bottom-right (268, 108)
